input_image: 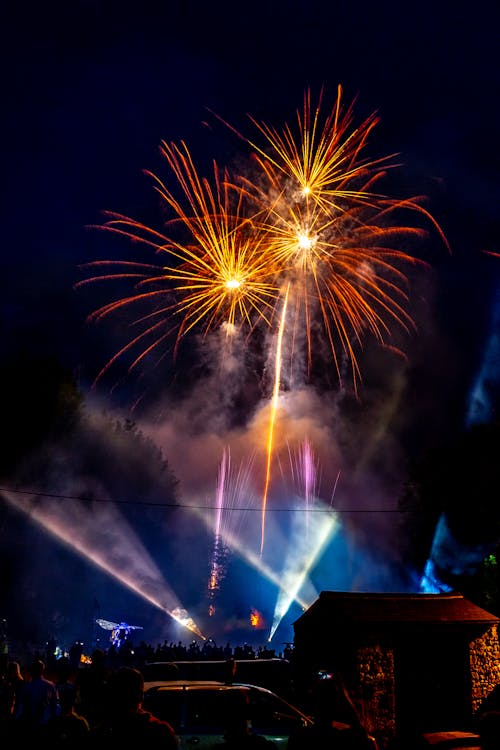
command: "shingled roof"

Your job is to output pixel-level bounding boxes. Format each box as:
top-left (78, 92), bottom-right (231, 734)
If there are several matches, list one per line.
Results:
top-left (294, 591), bottom-right (499, 629)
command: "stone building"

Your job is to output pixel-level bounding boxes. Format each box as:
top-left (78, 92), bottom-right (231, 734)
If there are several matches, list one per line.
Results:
top-left (292, 591), bottom-right (500, 749)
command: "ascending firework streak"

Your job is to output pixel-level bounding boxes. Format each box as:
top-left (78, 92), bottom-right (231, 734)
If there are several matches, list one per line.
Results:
top-left (261, 284), bottom-right (289, 556)
top-left (207, 446), bottom-right (230, 610)
top-left (285, 437), bottom-right (323, 540)
top-left (77, 85), bottom-right (448, 553)
top-left (207, 446), bottom-right (257, 607)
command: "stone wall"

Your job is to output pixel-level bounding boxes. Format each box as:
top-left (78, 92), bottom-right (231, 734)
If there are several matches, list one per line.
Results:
top-left (469, 624), bottom-right (500, 713)
top-left (354, 643), bottom-right (396, 750)
top-left (343, 626), bottom-right (500, 749)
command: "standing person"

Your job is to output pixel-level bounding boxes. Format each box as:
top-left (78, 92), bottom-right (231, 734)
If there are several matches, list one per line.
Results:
top-left (0, 659), bottom-right (25, 741)
top-left (90, 666), bottom-right (178, 748)
top-left (75, 648), bottom-right (111, 729)
top-left (0, 660), bottom-right (24, 720)
top-left (45, 675), bottom-right (90, 748)
top-left (15, 658), bottom-right (59, 738)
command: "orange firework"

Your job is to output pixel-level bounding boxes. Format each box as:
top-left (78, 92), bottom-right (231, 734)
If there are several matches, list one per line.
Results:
top-left (250, 608), bottom-right (264, 628)
top-left (220, 84), bottom-right (449, 392)
top-left (76, 141), bottom-right (280, 387)
top-left (78, 86), bottom-right (447, 395)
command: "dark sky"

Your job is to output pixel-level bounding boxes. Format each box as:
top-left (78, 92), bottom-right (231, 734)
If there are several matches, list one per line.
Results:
top-left (2, 1), bottom-right (500, 652)
top-left (3, 1), bottom-right (499, 393)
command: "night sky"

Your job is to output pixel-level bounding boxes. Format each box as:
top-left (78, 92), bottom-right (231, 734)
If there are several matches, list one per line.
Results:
top-left (1, 1), bottom-right (500, 654)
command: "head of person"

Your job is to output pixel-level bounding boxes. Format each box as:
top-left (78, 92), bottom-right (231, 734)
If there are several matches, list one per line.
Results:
top-left (29, 659), bottom-right (45, 679)
top-left (90, 648), bottom-right (106, 666)
top-left (110, 667), bottom-right (144, 714)
top-left (7, 660), bottom-right (23, 680)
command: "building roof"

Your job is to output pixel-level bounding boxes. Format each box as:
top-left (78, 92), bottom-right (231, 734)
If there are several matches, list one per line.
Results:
top-left (294, 591), bottom-right (500, 630)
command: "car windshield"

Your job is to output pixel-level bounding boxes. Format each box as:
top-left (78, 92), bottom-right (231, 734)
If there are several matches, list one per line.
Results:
top-left (143, 683), bottom-right (309, 737)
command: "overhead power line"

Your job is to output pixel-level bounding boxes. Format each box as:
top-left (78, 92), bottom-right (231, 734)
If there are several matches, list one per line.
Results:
top-left (0, 485), bottom-right (412, 513)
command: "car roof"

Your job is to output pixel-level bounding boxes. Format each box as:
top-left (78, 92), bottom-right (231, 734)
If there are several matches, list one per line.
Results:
top-left (145, 680), bottom-right (231, 689)
top-left (144, 680), bottom-right (274, 692)
top-left (143, 659), bottom-right (288, 665)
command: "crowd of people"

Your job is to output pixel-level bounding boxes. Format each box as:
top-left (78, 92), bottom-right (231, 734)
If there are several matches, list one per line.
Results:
top-left (0, 637), bottom-right (294, 747)
top-left (1, 637), bottom-right (500, 749)
top-left (31, 635), bottom-right (292, 673)
top-left (0, 655), bottom-right (178, 747)
top-left (0, 650), bottom-right (376, 749)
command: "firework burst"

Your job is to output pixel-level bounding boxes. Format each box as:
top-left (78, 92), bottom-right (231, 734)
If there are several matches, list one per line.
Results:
top-left (76, 141), bottom-right (280, 387)
top-left (220, 84), bottom-right (449, 391)
top-left (78, 85), bottom-right (447, 395)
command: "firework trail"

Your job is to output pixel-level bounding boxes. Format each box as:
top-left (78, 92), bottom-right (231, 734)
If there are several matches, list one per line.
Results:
top-left (285, 437), bottom-right (322, 540)
top-left (260, 284), bottom-right (289, 555)
top-left (207, 446), bottom-right (229, 611)
top-left (207, 446), bottom-right (258, 607)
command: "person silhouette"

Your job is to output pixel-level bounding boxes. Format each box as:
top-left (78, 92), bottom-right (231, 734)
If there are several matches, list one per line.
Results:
top-left (15, 658), bottom-right (59, 738)
top-left (45, 671), bottom-right (90, 748)
top-left (89, 666), bottom-right (178, 748)
top-left (75, 648), bottom-right (111, 729)
top-left (0, 660), bottom-right (25, 741)
top-left (0, 660), bottom-right (24, 720)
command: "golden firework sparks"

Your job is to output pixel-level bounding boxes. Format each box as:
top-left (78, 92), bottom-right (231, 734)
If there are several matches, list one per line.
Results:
top-left (79, 86), bottom-right (447, 394)
top-left (76, 142), bottom-right (281, 386)
top-left (221, 84), bottom-right (449, 392)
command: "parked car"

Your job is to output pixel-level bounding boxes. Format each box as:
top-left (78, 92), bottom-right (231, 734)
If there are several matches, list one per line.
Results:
top-left (142, 679), bottom-right (313, 748)
top-left (140, 658), bottom-right (292, 697)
